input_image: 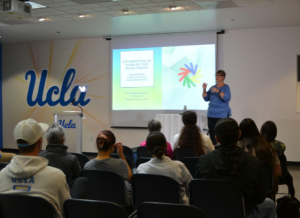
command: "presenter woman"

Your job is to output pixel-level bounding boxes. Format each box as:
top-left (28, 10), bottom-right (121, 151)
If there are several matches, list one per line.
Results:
top-left (202, 70), bottom-right (231, 145)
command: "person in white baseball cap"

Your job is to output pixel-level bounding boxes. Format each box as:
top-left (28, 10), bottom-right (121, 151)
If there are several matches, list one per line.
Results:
top-left (0, 118), bottom-right (71, 218)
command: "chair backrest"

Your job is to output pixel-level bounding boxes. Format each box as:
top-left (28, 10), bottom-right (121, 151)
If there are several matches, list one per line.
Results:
top-left (58, 168), bottom-right (72, 184)
top-left (136, 158), bottom-right (151, 168)
top-left (69, 153), bottom-right (90, 170)
top-left (137, 147), bottom-right (152, 158)
top-left (137, 202), bottom-right (207, 218)
top-left (189, 179), bottom-right (245, 218)
top-left (277, 151), bottom-right (288, 177)
top-left (180, 157), bottom-right (199, 178)
top-left (173, 148), bottom-right (195, 161)
top-left (0, 194), bottom-right (56, 218)
top-left (260, 161), bottom-right (273, 195)
top-left (110, 153), bottom-right (133, 169)
top-left (81, 170), bottom-right (128, 207)
top-left (113, 145), bottom-right (134, 166)
top-left (0, 163), bottom-right (8, 171)
top-left (132, 174), bottom-right (181, 208)
top-left (64, 199), bottom-right (128, 218)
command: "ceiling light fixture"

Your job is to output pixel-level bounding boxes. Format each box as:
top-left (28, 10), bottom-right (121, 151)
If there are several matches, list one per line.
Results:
top-left (169, 6), bottom-right (177, 10)
top-left (122, 9), bottom-right (129, 14)
top-left (24, 1), bottom-right (47, 9)
top-left (79, 15), bottom-right (85, 18)
top-left (39, 18), bottom-right (45, 21)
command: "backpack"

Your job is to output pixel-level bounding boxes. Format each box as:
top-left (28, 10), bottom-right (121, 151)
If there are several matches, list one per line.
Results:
top-left (277, 196), bottom-right (300, 218)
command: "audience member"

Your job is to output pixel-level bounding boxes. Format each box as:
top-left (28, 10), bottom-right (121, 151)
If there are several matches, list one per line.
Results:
top-left (39, 123), bottom-right (81, 180)
top-left (261, 120), bottom-right (295, 197)
top-left (84, 130), bottom-right (132, 201)
top-left (0, 119), bottom-right (70, 218)
top-left (136, 131), bottom-right (192, 204)
top-left (0, 150), bottom-right (15, 162)
top-left (238, 118), bottom-right (281, 199)
top-left (140, 119), bottom-right (173, 159)
top-left (174, 111), bottom-right (214, 156)
top-left (195, 118), bottom-right (276, 218)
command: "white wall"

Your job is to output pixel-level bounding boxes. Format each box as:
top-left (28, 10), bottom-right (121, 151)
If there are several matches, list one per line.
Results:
top-left (218, 26), bottom-right (300, 161)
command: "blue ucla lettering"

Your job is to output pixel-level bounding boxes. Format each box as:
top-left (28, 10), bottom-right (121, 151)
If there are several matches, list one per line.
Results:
top-left (58, 119), bottom-right (76, 129)
top-left (18, 179), bottom-right (23, 183)
top-left (29, 176), bottom-right (34, 184)
top-left (25, 68), bottom-right (90, 107)
top-left (12, 178), bottom-right (17, 182)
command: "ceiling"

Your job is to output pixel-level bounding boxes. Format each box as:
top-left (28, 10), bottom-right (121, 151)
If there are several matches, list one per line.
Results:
top-left (0, 0), bottom-right (300, 43)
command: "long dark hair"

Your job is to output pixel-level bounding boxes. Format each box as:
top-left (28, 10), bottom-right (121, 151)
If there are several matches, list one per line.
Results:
top-left (146, 131), bottom-right (167, 159)
top-left (260, 121), bottom-right (277, 143)
top-left (175, 111), bottom-right (205, 156)
top-left (238, 118), bottom-right (276, 167)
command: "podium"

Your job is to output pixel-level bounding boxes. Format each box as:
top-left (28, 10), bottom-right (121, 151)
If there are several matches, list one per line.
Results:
top-left (51, 111), bottom-right (83, 153)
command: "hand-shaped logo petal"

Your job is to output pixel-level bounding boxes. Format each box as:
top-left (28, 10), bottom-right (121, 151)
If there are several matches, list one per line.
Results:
top-left (178, 63), bottom-right (202, 88)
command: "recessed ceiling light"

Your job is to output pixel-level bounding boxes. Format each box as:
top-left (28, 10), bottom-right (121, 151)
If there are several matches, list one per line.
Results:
top-left (122, 9), bottom-right (129, 14)
top-left (39, 18), bottom-right (45, 21)
top-left (79, 15), bottom-right (85, 18)
top-left (169, 6), bottom-right (177, 10)
top-left (24, 1), bottom-right (47, 9)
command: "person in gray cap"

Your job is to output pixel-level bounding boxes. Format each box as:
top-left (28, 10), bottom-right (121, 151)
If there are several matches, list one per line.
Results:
top-left (39, 123), bottom-right (81, 181)
top-left (0, 118), bottom-right (70, 218)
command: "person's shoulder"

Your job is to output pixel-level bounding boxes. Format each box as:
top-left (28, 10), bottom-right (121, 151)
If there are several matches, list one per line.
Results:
top-left (39, 150), bottom-right (48, 157)
top-left (83, 159), bottom-right (97, 168)
top-left (43, 166), bottom-right (66, 178)
top-left (201, 134), bottom-right (210, 140)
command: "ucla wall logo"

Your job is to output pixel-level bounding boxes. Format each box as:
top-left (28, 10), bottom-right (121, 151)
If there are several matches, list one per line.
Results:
top-left (59, 119), bottom-right (76, 128)
top-left (26, 68), bottom-right (90, 107)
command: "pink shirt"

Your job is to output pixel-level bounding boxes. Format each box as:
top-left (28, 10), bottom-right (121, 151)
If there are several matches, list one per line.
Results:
top-left (140, 141), bottom-right (173, 159)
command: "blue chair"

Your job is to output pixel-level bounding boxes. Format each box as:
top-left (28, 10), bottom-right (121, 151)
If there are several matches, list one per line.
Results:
top-left (180, 157), bottom-right (199, 178)
top-left (135, 158), bottom-right (151, 168)
top-left (69, 152), bottom-right (90, 170)
top-left (0, 163), bottom-right (8, 171)
top-left (189, 179), bottom-right (246, 218)
top-left (0, 194), bottom-right (56, 218)
top-left (64, 199), bottom-right (128, 218)
top-left (137, 147), bottom-right (152, 158)
top-left (113, 145), bottom-right (134, 167)
top-left (110, 153), bottom-right (133, 169)
top-left (173, 148), bottom-right (195, 161)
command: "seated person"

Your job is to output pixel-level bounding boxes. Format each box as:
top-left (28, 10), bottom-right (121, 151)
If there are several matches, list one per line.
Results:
top-left (261, 121), bottom-right (295, 197)
top-left (136, 131), bottom-right (192, 205)
top-left (84, 130), bottom-right (132, 201)
top-left (195, 118), bottom-right (276, 218)
top-left (0, 150), bottom-right (15, 163)
top-left (140, 119), bottom-right (173, 159)
top-left (238, 118), bottom-right (281, 199)
top-left (174, 111), bottom-right (214, 156)
top-left (39, 123), bottom-right (81, 181)
top-left (0, 119), bottom-right (70, 218)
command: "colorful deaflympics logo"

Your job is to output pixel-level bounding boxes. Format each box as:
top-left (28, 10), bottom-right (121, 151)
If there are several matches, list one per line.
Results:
top-left (178, 63), bottom-right (202, 88)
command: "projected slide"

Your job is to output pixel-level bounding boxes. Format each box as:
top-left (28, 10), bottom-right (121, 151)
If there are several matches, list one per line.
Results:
top-left (112, 45), bottom-right (215, 110)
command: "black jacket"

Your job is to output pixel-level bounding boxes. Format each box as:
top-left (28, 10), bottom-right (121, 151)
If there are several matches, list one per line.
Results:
top-left (39, 144), bottom-right (82, 180)
top-left (195, 144), bottom-right (267, 215)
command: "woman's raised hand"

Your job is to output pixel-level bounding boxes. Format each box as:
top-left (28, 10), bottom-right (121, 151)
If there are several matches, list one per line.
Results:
top-left (202, 83), bottom-right (208, 90)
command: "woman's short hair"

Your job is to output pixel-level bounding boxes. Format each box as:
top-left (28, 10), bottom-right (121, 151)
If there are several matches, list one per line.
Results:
top-left (260, 121), bottom-right (277, 143)
top-left (46, 123), bottom-right (65, 145)
top-left (146, 131), bottom-right (167, 158)
top-left (216, 70), bottom-right (226, 78)
top-left (148, 119), bottom-right (162, 132)
top-left (96, 130), bottom-right (116, 151)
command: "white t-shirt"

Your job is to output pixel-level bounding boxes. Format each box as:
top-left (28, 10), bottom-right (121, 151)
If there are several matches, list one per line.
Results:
top-left (173, 133), bottom-right (215, 153)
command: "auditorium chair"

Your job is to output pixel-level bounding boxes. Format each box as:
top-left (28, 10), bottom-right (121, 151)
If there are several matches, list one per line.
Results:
top-left (137, 202), bottom-right (207, 218)
top-left (135, 157), bottom-right (151, 168)
top-left (81, 170), bottom-right (129, 207)
top-left (64, 199), bottom-right (128, 218)
top-left (173, 148), bottom-right (195, 161)
top-left (260, 161), bottom-right (273, 196)
top-left (69, 152), bottom-right (90, 170)
top-left (113, 145), bottom-right (134, 167)
top-left (189, 179), bottom-right (246, 218)
top-left (110, 153), bottom-right (133, 169)
top-left (132, 174), bottom-right (181, 209)
top-left (180, 157), bottom-right (199, 178)
top-left (137, 147), bottom-right (152, 158)
top-left (0, 194), bottom-right (56, 218)
top-left (0, 162), bottom-right (8, 171)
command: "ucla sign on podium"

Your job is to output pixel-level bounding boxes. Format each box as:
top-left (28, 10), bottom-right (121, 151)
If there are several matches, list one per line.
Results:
top-left (51, 111), bottom-right (83, 153)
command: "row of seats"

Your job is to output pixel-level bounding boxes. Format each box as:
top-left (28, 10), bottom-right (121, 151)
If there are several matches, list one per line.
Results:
top-left (0, 194), bottom-right (207, 218)
top-left (81, 170), bottom-right (246, 218)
